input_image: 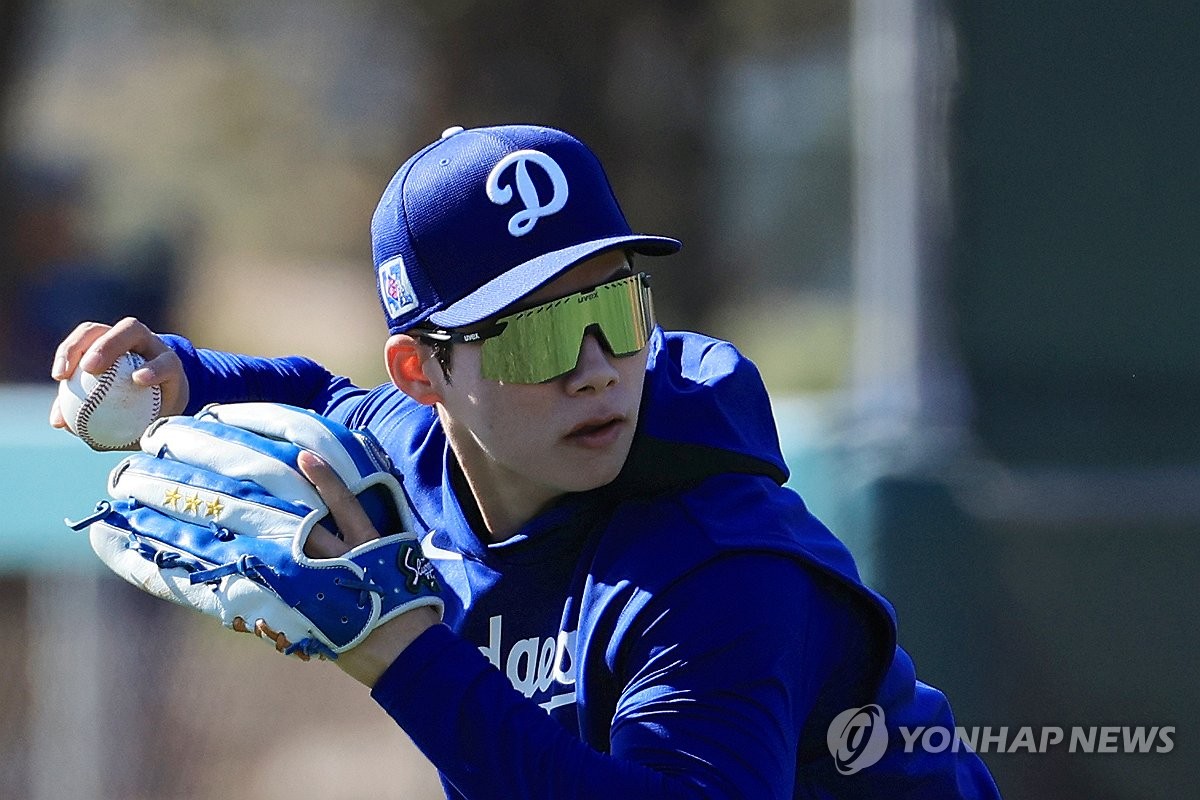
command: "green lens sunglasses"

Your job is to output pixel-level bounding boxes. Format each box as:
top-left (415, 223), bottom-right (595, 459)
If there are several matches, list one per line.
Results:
top-left (419, 272), bottom-right (655, 384)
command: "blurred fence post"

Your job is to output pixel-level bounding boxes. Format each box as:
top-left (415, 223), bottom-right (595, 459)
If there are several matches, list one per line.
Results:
top-left (28, 571), bottom-right (104, 800)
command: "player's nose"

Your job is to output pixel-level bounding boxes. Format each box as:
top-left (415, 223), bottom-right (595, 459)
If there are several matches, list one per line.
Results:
top-left (564, 331), bottom-right (619, 395)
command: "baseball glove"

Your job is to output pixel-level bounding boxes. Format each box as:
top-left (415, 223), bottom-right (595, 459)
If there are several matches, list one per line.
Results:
top-left (66, 402), bottom-right (443, 660)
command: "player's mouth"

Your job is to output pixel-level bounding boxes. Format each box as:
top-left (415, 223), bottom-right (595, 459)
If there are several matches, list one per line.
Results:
top-left (564, 414), bottom-right (626, 449)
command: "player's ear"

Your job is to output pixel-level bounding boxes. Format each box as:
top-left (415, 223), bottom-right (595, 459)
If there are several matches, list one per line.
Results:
top-left (385, 334), bottom-right (443, 406)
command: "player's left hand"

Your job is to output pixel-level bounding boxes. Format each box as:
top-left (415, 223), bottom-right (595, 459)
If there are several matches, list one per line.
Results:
top-left (296, 450), bottom-right (378, 559)
top-left (294, 449), bottom-right (443, 683)
top-left (67, 402), bottom-right (443, 662)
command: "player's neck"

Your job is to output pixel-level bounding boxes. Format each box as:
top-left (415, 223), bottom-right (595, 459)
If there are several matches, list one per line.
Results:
top-left (446, 440), bottom-right (561, 544)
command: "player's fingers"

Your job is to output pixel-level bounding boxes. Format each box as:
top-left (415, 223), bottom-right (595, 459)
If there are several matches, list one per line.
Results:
top-left (78, 317), bottom-right (170, 376)
top-left (131, 349), bottom-right (180, 385)
top-left (133, 349), bottom-right (190, 416)
top-left (48, 398), bottom-right (68, 429)
top-left (304, 522), bottom-right (350, 559)
top-left (51, 321), bottom-right (114, 380)
top-left (297, 451), bottom-right (380, 549)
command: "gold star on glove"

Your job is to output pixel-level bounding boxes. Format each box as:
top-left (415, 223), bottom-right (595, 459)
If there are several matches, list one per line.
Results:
top-left (204, 498), bottom-right (225, 519)
top-left (183, 493), bottom-right (203, 514)
top-left (163, 487), bottom-right (183, 509)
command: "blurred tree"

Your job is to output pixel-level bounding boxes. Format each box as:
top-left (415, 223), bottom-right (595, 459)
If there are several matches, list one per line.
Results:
top-left (0, 0), bottom-right (30, 148)
top-left (0, 0), bottom-right (33, 378)
top-left (949, 0), bottom-right (1200, 466)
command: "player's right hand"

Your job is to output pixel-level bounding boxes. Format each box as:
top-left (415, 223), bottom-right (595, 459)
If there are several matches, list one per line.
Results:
top-left (49, 317), bottom-right (190, 430)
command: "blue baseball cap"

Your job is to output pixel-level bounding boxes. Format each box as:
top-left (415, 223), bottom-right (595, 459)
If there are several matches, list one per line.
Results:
top-left (371, 124), bottom-right (681, 333)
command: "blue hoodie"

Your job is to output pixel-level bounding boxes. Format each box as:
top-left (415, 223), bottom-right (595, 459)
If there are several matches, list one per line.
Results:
top-left (166, 328), bottom-right (1000, 799)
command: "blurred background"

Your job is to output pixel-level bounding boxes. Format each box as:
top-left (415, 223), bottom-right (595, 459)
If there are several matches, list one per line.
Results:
top-left (0, 1), bottom-right (1196, 798)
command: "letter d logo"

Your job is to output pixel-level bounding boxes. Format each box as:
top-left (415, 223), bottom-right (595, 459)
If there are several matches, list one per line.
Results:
top-left (486, 150), bottom-right (569, 237)
top-left (827, 704), bottom-right (889, 775)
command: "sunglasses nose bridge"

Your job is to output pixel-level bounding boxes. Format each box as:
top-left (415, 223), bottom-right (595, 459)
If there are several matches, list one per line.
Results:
top-left (559, 324), bottom-right (607, 378)
top-left (580, 322), bottom-right (615, 356)
top-left (563, 325), bottom-right (622, 390)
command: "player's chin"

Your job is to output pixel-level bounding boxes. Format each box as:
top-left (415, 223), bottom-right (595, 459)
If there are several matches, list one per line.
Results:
top-left (555, 436), bottom-right (634, 491)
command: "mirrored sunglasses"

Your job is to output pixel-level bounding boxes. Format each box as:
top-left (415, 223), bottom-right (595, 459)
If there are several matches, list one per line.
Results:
top-left (421, 272), bottom-right (655, 384)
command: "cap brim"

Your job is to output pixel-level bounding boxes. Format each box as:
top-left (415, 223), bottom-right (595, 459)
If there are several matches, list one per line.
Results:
top-left (427, 234), bottom-right (680, 328)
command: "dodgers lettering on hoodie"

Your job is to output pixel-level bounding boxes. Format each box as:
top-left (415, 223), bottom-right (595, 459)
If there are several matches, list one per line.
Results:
top-left (166, 328), bottom-right (1000, 799)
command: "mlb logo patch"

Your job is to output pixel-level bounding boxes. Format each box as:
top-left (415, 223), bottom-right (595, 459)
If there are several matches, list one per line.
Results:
top-left (378, 255), bottom-right (418, 318)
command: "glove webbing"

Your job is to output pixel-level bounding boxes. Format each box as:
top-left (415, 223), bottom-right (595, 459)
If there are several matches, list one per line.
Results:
top-left (67, 499), bottom-right (372, 662)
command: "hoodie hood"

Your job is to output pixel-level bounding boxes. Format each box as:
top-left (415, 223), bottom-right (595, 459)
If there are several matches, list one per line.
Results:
top-left (587, 328), bottom-right (899, 704)
top-left (608, 329), bottom-right (789, 496)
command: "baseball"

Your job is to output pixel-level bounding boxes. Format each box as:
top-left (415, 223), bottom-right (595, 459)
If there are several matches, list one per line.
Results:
top-left (58, 352), bottom-right (163, 450)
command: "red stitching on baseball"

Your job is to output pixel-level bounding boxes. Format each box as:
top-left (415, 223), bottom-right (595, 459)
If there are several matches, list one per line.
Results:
top-left (74, 356), bottom-right (161, 450)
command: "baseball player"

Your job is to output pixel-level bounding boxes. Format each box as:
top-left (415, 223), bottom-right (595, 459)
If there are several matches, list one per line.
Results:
top-left (52, 124), bottom-right (1000, 798)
